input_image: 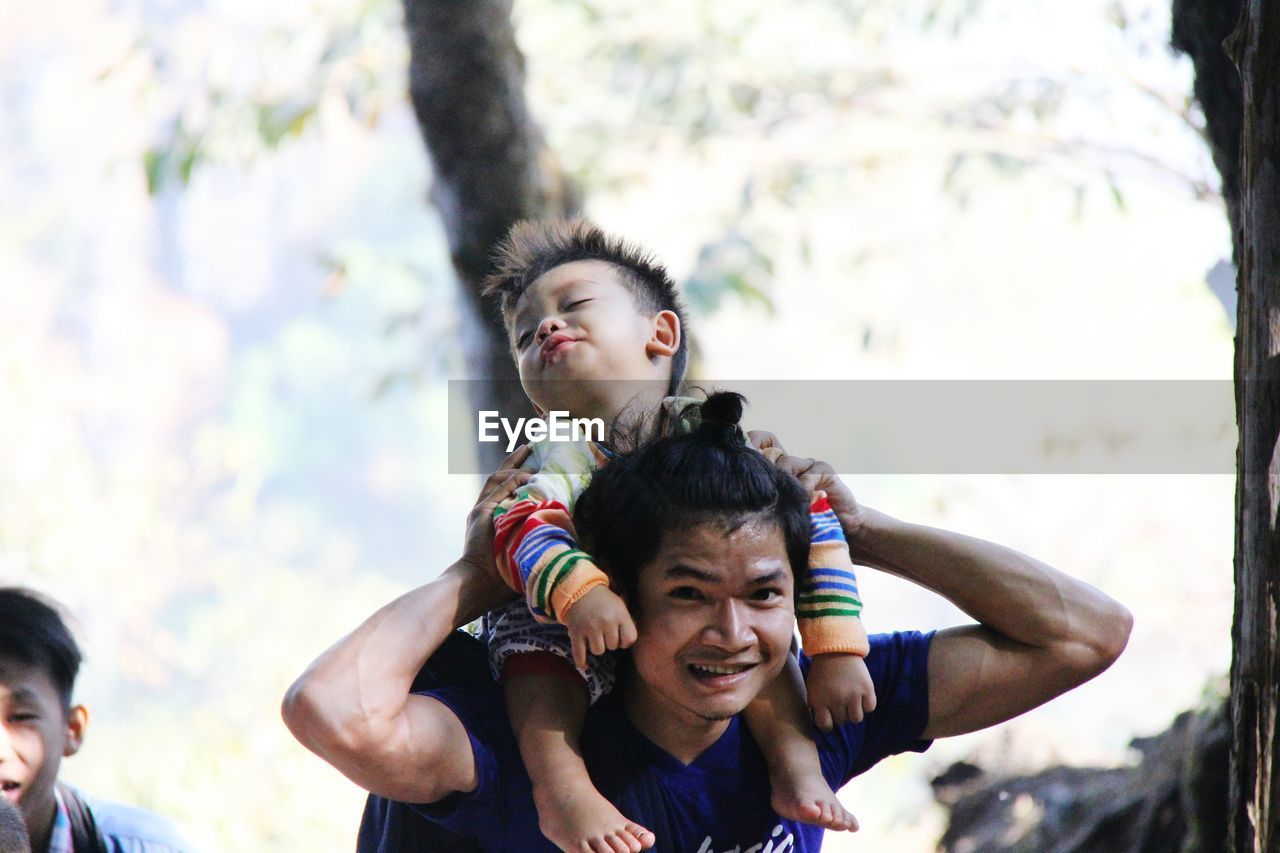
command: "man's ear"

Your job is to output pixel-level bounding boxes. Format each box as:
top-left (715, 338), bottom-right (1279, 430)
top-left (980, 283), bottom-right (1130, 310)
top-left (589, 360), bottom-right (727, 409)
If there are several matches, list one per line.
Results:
top-left (63, 705), bottom-right (89, 758)
top-left (645, 310), bottom-right (680, 359)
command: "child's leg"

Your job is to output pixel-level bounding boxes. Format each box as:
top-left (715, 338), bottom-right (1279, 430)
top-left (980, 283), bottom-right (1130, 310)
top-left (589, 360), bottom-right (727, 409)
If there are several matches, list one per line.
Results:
top-left (742, 651), bottom-right (858, 832)
top-left (504, 655), bottom-right (655, 850)
top-left (504, 658), bottom-right (655, 852)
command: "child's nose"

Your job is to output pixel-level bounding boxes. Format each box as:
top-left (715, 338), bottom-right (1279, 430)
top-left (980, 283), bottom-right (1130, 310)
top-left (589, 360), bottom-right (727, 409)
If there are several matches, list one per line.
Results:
top-left (536, 317), bottom-right (565, 342)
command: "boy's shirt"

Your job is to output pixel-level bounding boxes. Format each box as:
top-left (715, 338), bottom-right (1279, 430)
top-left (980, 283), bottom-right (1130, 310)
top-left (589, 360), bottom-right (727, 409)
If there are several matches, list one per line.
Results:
top-left (49, 786), bottom-right (193, 853)
top-left (489, 396), bottom-right (692, 623)
top-left (491, 437), bottom-right (612, 623)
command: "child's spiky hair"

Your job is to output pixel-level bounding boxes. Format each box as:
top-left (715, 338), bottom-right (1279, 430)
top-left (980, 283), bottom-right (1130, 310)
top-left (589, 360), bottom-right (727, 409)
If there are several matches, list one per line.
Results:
top-left (481, 218), bottom-right (689, 394)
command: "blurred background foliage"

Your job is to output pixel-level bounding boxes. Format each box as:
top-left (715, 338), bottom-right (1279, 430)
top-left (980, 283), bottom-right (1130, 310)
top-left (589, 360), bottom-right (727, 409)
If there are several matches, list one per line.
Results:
top-left (1, 0), bottom-right (1231, 849)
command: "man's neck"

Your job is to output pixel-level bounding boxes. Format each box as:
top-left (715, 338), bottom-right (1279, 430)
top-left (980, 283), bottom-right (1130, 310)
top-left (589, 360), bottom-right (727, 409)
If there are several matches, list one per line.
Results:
top-left (618, 671), bottom-right (733, 765)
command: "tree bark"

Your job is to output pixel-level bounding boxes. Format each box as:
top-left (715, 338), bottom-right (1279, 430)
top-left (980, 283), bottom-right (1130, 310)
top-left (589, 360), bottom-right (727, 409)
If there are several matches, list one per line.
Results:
top-left (1171, 0), bottom-right (1245, 262)
top-left (1225, 2), bottom-right (1280, 849)
top-left (402, 0), bottom-right (579, 468)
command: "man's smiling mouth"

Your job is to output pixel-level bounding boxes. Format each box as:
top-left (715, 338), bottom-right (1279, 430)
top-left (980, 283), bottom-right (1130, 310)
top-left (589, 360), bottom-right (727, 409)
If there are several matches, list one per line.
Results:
top-left (689, 663), bottom-right (751, 675)
top-left (686, 661), bottom-right (758, 686)
top-left (1, 780), bottom-right (19, 802)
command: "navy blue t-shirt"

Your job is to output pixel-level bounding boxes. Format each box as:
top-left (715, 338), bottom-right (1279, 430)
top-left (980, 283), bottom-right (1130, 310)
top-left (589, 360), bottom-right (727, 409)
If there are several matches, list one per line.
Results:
top-left (359, 630), bottom-right (933, 853)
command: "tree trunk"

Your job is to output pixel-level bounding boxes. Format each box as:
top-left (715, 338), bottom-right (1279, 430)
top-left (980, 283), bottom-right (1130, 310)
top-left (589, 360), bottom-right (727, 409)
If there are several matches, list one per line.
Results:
top-left (1171, 0), bottom-right (1245, 262)
top-left (933, 3), bottom-right (1273, 848)
top-left (1225, 2), bottom-right (1280, 849)
top-left (402, 0), bottom-right (579, 468)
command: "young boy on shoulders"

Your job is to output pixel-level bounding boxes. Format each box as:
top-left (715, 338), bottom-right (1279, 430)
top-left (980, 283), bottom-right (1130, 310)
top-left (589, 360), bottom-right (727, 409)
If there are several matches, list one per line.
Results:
top-left (470, 219), bottom-right (875, 852)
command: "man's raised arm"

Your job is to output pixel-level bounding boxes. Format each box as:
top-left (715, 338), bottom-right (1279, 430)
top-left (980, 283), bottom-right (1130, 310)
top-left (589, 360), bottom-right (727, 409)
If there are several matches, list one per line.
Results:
top-left (281, 449), bottom-right (529, 802)
top-left (775, 453), bottom-right (1133, 741)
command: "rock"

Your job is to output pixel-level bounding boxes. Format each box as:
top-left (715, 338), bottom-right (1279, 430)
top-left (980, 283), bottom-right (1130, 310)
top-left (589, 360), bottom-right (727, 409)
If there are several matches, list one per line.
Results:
top-left (934, 705), bottom-right (1228, 852)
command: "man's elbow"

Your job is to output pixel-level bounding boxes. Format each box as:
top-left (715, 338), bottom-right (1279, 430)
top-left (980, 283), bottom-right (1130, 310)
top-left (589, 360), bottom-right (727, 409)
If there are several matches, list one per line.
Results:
top-left (281, 675), bottom-right (374, 760)
top-left (1068, 599), bottom-right (1133, 680)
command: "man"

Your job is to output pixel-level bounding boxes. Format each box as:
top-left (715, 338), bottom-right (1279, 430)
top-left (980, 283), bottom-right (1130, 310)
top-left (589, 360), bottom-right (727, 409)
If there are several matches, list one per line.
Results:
top-left (0, 588), bottom-right (193, 853)
top-left (283, 411), bottom-right (1133, 851)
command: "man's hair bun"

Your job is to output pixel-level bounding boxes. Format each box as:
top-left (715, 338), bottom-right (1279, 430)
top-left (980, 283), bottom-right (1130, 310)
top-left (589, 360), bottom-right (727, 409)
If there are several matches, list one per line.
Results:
top-left (695, 391), bottom-right (746, 444)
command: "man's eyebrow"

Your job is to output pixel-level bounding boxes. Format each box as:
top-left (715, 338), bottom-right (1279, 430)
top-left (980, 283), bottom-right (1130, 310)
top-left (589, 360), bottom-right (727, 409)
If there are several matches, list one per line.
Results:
top-left (661, 566), bottom-right (790, 586)
top-left (747, 570), bottom-right (789, 586)
top-left (662, 564), bottom-right (720, 583)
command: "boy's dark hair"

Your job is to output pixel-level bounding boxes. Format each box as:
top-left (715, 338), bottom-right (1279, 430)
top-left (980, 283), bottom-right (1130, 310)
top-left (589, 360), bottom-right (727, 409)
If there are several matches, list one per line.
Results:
top-left (0, 587), bottom-right (82, 712)
top-left (481, 218), bottom-right (690, 395)
top-left (574, 391), bottom-right (810, 603)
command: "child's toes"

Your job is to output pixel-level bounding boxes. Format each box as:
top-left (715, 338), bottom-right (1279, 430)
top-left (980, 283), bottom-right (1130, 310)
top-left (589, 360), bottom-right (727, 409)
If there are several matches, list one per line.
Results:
top-left (614, 830), bottom-right (643, 853)
top-left (591, 835), bottom-right (620, 853)
top-left (624, 824), bottom-right (656, 849)
top-left (793, 800), bottom-right (823, 822)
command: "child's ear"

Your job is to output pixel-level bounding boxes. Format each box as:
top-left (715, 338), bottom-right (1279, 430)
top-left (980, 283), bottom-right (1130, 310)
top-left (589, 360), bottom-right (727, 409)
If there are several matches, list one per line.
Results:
top-left (63, 704), bottom-right (89, 757)
top-left (646, 310), bottom-right (680, 358)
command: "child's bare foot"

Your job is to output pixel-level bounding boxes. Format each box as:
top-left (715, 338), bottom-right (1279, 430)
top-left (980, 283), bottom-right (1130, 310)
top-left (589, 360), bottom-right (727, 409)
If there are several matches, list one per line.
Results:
top-left (769, 764), bottom-right (858, 832)
top-left (532, 780), bottom-right (657, 852)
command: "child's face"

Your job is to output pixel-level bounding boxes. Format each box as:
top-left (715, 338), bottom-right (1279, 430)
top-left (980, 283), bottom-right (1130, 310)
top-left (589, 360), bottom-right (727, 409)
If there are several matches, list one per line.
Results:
top-left (509, 260), bottom-right (677, 414)
top-left (0, 656), bottom-right (85, 832)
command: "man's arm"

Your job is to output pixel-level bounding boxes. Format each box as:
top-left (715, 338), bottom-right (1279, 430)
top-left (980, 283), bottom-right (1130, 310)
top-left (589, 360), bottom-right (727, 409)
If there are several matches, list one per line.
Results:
top-left (774, 454), bottom-right (1133, 741)
top-left (281, 449), bottom-right (530, 803)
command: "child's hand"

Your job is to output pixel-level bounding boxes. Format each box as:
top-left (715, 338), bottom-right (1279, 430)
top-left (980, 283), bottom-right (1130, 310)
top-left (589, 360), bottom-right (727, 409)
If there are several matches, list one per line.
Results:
top-left (806, 653), bottom-right (877, 731)
top-left (562, 585), bottom-right (638, 671)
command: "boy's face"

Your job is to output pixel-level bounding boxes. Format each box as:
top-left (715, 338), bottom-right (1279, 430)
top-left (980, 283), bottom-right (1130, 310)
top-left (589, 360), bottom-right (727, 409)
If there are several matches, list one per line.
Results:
top-left (0, 657), bottom-right (85, 831)
top-left (509, 260), bottom-right (678, 415)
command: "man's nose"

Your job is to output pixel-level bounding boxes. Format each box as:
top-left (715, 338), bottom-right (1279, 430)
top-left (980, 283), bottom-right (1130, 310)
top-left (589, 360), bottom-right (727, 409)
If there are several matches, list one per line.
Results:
top-left (703, 599), bottom-right (754, 651)
top-left (0, 723), bottom-right (13, 761)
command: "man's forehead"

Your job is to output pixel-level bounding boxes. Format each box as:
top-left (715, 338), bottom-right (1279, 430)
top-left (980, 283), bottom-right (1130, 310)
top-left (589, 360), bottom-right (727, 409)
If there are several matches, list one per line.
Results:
top-left (648, 518), bottom-right (793, 583)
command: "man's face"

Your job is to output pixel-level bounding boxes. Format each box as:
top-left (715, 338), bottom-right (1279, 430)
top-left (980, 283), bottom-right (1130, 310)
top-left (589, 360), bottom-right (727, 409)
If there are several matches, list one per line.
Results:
top-left (0, 658), bottom-right (84, 829)
top-left (509, 259), bottom-right (673, 414)
top-left (626, 516), bottom-right (796, 726)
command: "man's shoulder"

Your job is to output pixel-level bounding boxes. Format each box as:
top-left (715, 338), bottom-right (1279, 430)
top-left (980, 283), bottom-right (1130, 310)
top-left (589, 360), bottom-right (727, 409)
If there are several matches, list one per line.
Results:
top-left (84, 793), bottom-right (194, 852)
top-left (804, 629), bottom-right (936, 786)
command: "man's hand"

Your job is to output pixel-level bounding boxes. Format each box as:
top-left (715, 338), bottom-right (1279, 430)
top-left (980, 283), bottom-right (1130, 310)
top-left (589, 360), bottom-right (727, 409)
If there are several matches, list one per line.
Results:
top-left (746, 429), bottom-right (786, 463)
top-left (562, 585), bottom-right (639, 671)
top-left (749, 432), bottom-right (868, 545)
top-left (805, 653), bottom-right (878, 731)
top-left (281, 444), bottom-right (542, 803)
top-left (460, 444), bottom-right (533, 588)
